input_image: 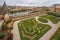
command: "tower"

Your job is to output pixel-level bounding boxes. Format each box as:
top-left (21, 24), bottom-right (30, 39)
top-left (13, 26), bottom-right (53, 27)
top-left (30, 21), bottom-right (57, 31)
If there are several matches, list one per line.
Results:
top-left (1, 1), bottom-right (9, 14)
top-left (1, 1), bottom-right (10, 21)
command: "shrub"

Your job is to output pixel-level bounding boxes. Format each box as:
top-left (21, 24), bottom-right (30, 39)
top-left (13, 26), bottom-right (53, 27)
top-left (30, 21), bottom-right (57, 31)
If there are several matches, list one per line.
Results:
top-left (47, 12), bottom-right (60, 17)
top-left (38, 17), bottom-right (48, 23)
top-left (5, 19), bottom-right (12, 24)
top-left (2, 24), bottom-right (7, 30)
top-left (0, 33), bottom-right (5, 39)
top-left (42, 15), bottom-right (60, 24)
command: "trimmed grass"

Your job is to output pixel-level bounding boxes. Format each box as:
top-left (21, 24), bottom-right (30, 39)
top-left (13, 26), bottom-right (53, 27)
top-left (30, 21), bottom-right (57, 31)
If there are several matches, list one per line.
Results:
top-left (51, 28), bottom-right (60, 40)
top-left (42, 15), bottom-right (60, 24)
top-left (18, 18), bottom-right (51, 40)
top-left (38, 17), bottom-right (48, 23)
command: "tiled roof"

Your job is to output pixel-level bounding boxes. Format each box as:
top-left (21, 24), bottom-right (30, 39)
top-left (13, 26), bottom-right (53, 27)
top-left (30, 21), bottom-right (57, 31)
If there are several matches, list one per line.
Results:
top-left (53, 4), bottom-right (60, 6)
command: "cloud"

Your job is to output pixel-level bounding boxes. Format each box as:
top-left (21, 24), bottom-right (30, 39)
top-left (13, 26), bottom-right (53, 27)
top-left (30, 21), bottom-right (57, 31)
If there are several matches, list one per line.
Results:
top-left (0, 0), bottom-right (4, 6)
top-left (0, 0), bottom-right (60, 6)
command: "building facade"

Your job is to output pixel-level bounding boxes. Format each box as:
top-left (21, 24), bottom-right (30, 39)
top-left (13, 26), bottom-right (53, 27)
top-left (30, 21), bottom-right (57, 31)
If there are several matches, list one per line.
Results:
top-left (50, 4), bottom-right (60, 12)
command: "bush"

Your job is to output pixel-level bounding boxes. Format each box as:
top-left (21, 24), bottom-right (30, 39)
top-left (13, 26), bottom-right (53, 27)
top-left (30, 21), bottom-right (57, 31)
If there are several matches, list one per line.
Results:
top-left (38, 17), bottom-right (48, 23)
top-left (47, 12), bottom-right (60, 17)
top-left (47, 12), bottom-right (53, 15)
top-left (5, 19), bottom-right (12, 24)
top-left (42, 15), bottom-right (60, 24)
top-left (0, 33), bottom-right (5, 39)
top-left (2, 24), bottom-right (7, 30)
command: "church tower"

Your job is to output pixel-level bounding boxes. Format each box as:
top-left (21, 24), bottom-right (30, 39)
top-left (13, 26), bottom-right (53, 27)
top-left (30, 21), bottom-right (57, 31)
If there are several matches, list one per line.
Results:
top-left (1, 1), bottom-right (10, 21)
top-left (1, 1), bottom-right (9, 14)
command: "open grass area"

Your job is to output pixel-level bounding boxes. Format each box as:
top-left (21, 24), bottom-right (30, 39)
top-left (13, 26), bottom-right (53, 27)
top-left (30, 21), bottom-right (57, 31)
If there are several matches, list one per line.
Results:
top-left (50, 28), bottom-right (60, 40)
top-left (42, 15), bottom-right (60, 24)
top-left (38, 17), bottom-right (48, 23)
top-left (18, 18), bottom-right (51, 40)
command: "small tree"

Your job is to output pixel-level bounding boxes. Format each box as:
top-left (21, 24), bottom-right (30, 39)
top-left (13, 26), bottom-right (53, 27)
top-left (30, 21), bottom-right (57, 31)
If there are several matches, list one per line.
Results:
top-left (2, 24), bottom-right (7, 30)
top-left (39, 6), bottom-right (49, 13)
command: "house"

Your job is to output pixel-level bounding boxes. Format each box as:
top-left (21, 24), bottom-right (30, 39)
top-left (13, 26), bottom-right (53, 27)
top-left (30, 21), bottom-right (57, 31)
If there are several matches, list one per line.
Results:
top-left (50, 4), bottom-right (60, 12)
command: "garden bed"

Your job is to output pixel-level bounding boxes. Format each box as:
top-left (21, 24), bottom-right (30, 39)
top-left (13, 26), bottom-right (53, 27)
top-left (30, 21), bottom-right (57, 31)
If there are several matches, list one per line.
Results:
top-left (42, 15), bottom-right (60, 24)
top-left (18, 18), bottom-right (51, 40)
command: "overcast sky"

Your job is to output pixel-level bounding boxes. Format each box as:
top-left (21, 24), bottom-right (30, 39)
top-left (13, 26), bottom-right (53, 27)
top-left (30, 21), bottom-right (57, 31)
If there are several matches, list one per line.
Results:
top-left (0, 0), bottom-right (60, 6)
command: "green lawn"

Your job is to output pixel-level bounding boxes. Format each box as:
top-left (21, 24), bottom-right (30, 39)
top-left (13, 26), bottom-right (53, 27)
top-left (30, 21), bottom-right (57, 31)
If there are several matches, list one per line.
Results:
top-left (38, 17), bottom-right (48, 23)
top-left (51, 28), bottom-right (60, 40)
top-left (18, 18), bottom-right (51, 40)
top-left (42, 15), bottom-right (60, 24)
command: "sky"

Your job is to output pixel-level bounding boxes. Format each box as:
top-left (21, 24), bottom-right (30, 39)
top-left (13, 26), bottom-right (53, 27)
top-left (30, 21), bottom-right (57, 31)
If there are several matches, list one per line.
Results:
top-left (0, 0), bottom-right (60, 7)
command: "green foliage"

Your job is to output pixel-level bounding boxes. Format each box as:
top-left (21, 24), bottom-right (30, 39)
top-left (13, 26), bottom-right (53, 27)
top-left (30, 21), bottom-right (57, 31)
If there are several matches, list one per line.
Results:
top-left (42, 15), bottom-right (60, 24)
top-left (38, 17), bottom-right (48, 23)
top-left (51, 28), bottom-right (60, 40)
top-left (5, 19), bottom-right (12, 24)
top-left (2, 19), bottom-right (12, 30)
top-left (21, 37), bottom-right (30, 40)
top-left (0, 33), bottom-right (5, 39)
top-left (47, 12), bottom-right (60, 17)
top-left (18, 18), bottom-right (51, 40)
top-left (2, 24), bottom-right (7, 30)
top-left (33, 24), bottom-right (51, 40)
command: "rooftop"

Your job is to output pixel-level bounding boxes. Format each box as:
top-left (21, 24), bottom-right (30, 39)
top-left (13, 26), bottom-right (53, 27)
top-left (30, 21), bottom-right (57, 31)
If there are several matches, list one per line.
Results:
top-left (53, 4), bottom-right (60, 6)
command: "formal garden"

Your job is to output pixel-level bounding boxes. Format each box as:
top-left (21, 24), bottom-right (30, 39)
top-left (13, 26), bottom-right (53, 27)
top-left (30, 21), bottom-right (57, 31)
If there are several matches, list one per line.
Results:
top-left (18, 13), bottom-right (60, 40)
top-left (18, 18), bottom-right (51, 40)
top-left (41, 15), bottom-right (60, 24)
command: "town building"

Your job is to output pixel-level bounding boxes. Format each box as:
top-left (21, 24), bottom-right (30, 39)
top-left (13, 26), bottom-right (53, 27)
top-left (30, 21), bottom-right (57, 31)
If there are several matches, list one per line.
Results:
top-left (50, 4), bottom-right (60, 12)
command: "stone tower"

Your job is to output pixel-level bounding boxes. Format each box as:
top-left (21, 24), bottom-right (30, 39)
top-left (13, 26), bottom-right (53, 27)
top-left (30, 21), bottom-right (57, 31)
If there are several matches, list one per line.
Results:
top-left (1, 1), bottom-right (9, 14)
top-left (1, 1), bottom-right (10, 20)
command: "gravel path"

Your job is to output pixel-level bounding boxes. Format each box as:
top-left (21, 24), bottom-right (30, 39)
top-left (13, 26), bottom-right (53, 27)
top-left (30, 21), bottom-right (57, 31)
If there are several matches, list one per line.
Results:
top-left (13, 20), bottom-right (21, 40)
top-left (13, 17), bottom-right (34, 40)
top-left (13, 16), bottom-right (60, 40)
top-left (35, 16), bottom-right (60, 40)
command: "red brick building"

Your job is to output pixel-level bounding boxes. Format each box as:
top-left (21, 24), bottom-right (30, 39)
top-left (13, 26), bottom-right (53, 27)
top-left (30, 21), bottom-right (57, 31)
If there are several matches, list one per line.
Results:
top-left (50, 4), bottom-right (60, 12)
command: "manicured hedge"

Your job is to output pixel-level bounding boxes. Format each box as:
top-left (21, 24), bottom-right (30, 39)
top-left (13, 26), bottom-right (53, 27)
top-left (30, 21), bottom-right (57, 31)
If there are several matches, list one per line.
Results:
top-left (18, 18), bottom-right (51, 40)
top-left (33, 24), bottom-right (51, 40)
top-left (47, 12), bottom-right (60, 17)
top-left (38, 17), bottom-right (48, 23)
top-left (42, 15), bottom-right (60, 24)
